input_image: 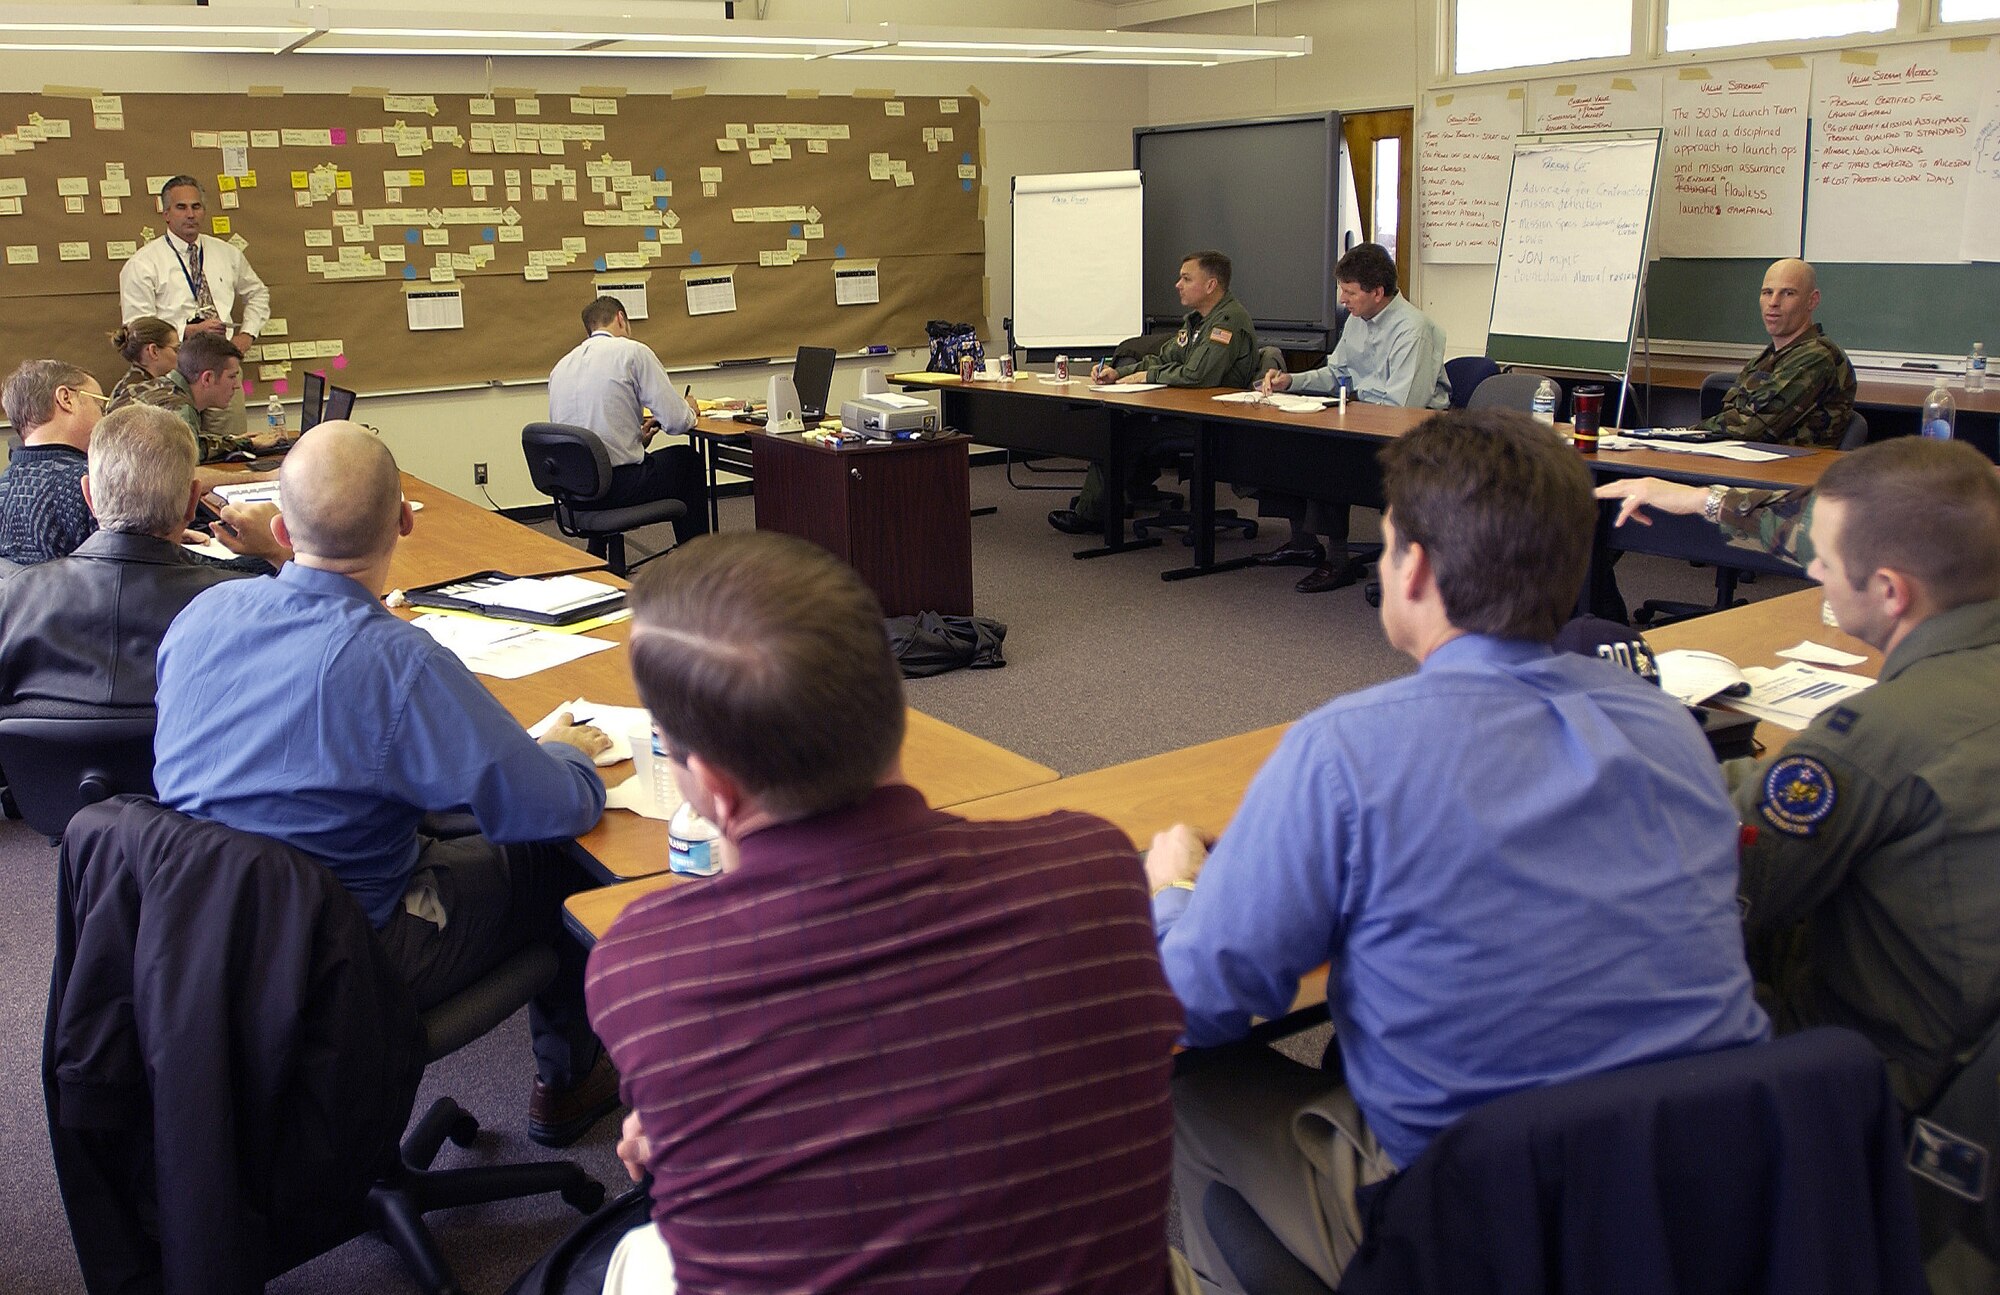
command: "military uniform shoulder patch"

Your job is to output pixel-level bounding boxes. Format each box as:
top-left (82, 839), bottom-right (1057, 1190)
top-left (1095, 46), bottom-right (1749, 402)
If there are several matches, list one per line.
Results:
top-left (1210, 326), bottom-right (1233, 345)
top-left (1175, 327), bottom-right (1190, 346)
top-left (1760, 754), bottom-right (1837, 837)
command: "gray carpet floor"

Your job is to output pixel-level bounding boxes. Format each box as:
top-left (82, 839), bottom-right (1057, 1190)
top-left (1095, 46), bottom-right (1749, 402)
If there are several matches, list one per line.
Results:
top-left (0, 461), bottom-right (1807, 1293)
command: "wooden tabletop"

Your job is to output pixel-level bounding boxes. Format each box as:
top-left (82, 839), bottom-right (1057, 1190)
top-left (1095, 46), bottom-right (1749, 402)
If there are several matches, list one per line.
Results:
top-left (397, 475), bottom-right (605, 586)
top-left (565, 723), bottom-right (1292, 948)
top-left (1644, 587), bottom-right (1882, 752)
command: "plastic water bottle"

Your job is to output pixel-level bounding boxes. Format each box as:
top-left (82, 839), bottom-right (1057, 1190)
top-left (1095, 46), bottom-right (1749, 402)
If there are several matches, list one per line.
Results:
top-left (265, 393), bottom-right (285, 433)
top-left (1968, 342), bottom-right (1986, 393)
top-left (1531, 378), bottom-right (1558, 426)
top-left (1923, 378), bottom-right (1956, 441)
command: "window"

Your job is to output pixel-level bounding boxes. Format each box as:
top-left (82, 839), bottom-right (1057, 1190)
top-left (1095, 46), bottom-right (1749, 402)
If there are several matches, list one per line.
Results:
top-left (1940, 0), bottom-right (2000, 19)
top-left (1372, 138), bottom-right (1402, 264)
top-left (1453, 0), bottom-right (1631, 74)
top-left (1665, 0), bottom-right (1896, 52)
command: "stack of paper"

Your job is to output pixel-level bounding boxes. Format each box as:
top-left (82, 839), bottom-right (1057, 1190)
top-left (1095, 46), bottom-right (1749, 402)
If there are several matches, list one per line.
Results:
top-left (528, 698), bottom-right (653, 766)
top-left (411, 614), bottom-right (617, 680)
top-left (1598, 436), bottom-right (1788, 464)
top-left (457, 574), bottom-right (620, 617)
top-left (1732, 662), bottom-right (1874, 731)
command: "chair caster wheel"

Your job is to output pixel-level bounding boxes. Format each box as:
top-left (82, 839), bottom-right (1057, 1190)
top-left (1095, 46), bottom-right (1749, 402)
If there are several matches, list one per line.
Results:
top-left (564, 1180), bottom-right (607, 1214)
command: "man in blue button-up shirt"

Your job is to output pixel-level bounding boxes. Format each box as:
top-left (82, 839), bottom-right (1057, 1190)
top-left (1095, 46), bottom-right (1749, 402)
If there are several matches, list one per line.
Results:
top-left (155, 423), bottom-right (624, 1147)
top-left (1148, 409), bottom-right (1768, 1292)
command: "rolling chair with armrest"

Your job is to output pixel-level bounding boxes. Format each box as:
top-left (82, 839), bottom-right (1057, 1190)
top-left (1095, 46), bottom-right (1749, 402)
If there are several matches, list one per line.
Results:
top-left (1906, 1018), bottom-right (2000, 1295)
top-left (1465, 369), bottom-right (1559, 414)
top-left (521, 422), bottom-right (684, 577)
top-left (0, 704), bottom-right (155, 843)
top-left (48, 798), bottom-right (605, 1295)
top-left (1131, 343), bottom-right (1283, 545)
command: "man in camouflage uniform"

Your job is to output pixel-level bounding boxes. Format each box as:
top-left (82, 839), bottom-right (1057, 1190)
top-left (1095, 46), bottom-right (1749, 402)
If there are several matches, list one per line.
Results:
top-left (107, 330), bottom-right (282, 463)
top-left (1697, 258), bottom-right (1857, 447)
top-left (1598, 439), bottom-right (2000, 1114)
top-left (1048, 250), bottom-right (1258, 535)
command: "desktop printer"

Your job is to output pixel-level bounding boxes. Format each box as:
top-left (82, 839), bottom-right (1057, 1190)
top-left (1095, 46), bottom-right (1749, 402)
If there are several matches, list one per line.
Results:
top-left (841, 393), bottom-right (937, 439)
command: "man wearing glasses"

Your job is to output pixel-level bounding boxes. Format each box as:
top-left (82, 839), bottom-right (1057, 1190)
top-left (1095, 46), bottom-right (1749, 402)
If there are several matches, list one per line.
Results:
top-left (0, 359), bottom-right (109, 565)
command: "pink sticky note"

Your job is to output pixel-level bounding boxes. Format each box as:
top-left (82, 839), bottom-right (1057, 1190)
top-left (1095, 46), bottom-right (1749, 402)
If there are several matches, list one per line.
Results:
top-left (272, 378), bottom-right (289, 395)
top-left (330, 127), bottom-right (348, 146)
top-left (332, 354), bottom-right (349, 370)
top-left (242, 379), bottom-right (256, 397)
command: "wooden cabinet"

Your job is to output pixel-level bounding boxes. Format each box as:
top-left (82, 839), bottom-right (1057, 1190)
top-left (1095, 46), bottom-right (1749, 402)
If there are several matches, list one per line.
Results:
top-left (751, 432), bottom-right (974, 617)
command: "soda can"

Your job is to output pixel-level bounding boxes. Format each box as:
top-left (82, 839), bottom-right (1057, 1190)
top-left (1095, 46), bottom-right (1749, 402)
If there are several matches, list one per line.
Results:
top-left (1055, 354), bottom-right (1071, 382)
top-left (958, 355), bottom-right (976, 383)
top-left (999, 354), bottom-right (1016, 380)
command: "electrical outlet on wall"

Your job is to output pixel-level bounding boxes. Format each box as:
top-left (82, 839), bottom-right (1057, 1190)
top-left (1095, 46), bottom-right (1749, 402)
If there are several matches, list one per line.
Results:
top-left (473, 462), bottom-right (489, 485)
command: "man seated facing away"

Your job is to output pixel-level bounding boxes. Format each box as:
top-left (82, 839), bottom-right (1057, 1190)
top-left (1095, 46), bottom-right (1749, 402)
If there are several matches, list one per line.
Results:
top-left (1254, 243), bottom-right (1450, 593)
top-left (0, 405), bottom-right (287, 713)
top-left (106, 330), bottom-right (282, 463)
top-left (1601, 441), bottom-right (2000, 1112)
top-left (1048, 249), bottom-right (1258, 535)
top-left (1697, 257), bottom-right (1856, 446)
top-left (152, 423), bottom-right (623, 1146)
top-left (1147, 409), bottom-right (1769, 1292)
top-left (0, 360), bottom-right (108, 566)
top-left (547, 296), bottom-right (708, 545)
top-left (585, 530), bottom-right (1187, 1294)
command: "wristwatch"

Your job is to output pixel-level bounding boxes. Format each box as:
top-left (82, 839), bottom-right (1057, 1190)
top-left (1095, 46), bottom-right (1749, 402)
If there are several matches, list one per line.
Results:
top-left (1703, 483), bottom-right (1729, 525)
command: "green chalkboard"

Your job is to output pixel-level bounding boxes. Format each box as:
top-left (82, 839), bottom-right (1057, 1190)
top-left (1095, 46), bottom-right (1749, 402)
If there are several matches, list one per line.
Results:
top-left (1647, 259), bottom-right (2000, 357)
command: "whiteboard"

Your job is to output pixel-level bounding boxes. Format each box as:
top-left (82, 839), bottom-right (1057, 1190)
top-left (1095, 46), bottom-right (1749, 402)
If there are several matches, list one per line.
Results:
top-left (1487, 133), bottom-right (1661, 370)
top-left (1011, 170), bottom-right (1143, 350)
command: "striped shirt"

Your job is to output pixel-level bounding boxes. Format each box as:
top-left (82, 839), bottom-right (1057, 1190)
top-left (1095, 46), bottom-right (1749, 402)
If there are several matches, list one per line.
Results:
top-left (585, 785), bottom-right (1184, 1295)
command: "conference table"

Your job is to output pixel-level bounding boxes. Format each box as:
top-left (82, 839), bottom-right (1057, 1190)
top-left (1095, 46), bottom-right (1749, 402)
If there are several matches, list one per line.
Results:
top-left (897, 371), bottom-right (1842, 585)
top-left (385, 474), bottom-right (1058, 884)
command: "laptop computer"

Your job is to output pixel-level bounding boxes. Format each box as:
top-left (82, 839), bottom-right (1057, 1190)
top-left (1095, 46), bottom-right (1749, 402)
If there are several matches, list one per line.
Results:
top-left (735, 346), bottom-right (837, 426)
top-left (324, 385), bottom-right (358, 422)
top-left (299, 371), bottom-right (327, 432)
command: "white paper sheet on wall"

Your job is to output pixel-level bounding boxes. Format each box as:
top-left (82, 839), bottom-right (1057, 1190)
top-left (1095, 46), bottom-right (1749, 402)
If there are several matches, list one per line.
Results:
top-left (1418, 86), bottom-right (1522, 265)
top-left (1657, 61), bottom-right (1810, 259)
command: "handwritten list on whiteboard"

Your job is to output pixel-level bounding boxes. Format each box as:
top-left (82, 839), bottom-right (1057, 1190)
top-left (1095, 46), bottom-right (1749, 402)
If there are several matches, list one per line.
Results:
top-left (1656, 62), bottom-right (1809, 259)
top-left (1962, 80), bottom-right (2000, 261)
top-left (1418, 87), bottom-right (1521, 265)
top-left (1807, 42), bottom-right (1984, 264)
top-left (1490, 137), bottom-right (1660, 343)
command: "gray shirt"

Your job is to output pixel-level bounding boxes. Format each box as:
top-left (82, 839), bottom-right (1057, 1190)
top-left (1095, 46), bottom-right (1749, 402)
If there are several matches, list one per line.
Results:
top-left (547, 331), bottom-right (696, 467)
top-left (1292, 294), bottom-right (1450, 409)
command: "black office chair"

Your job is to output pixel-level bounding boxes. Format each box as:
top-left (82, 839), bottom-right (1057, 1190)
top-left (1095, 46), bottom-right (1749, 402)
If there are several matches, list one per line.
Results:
top-left (1908, 1019), bottom-right (2000, 1294)
top-left (1206, 1029), bottom-right (1925, 1295)
top-left (1132, 342), bottom-right (1281, 545)
top-left (521, 423), bottom-right (684, 576)
top-left (0, 706), bottom-right (156, 843)
top-left (50, 798), bottom-right (605, 1295)
top-left (1465, 369), bottom-right (1557, 413)
top-left (1443, 356), bottom-right (1500, 410)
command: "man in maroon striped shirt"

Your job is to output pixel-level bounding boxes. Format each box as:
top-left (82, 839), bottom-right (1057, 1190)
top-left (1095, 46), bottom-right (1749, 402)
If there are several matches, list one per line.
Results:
top-left (585, 530), bottom-right (1187, 1294)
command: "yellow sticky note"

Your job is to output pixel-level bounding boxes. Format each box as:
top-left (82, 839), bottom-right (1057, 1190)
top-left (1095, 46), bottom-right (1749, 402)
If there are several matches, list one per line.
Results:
top-left (216, 175), bottom-right (237, 192)
top-left (451, 169), bottom-right (469, 186)
top-left (334, 171), bottom-right (351, 190)
top-left (238, 171), bottom-right (257, 189)
top-left (407, 170), bottom-right (426, 188)
top-left (291, 170), bottom-right (311, 190)
top-left (211, 216), bottom-right (231, 235)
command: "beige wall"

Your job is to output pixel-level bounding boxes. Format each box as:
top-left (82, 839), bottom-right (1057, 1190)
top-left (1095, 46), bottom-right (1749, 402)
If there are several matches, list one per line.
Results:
top-left (0, 0), bottom-right (1150, 504)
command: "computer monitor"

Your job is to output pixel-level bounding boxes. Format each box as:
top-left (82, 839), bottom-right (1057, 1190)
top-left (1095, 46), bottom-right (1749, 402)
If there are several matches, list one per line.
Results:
top-left (298, 371), bottom-right (327, 432)
top-left (792, 346), bottom-right (836, 421)
top-left (324, 385), bottom-right (358, 422)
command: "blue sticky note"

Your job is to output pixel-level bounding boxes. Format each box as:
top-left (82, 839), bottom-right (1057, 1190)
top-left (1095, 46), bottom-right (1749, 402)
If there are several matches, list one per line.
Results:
top-left (481, 227), bottom-right (496, 242)
top-left (961, 152), bottom-right (972, 165)
top-left (690, 250), bottom-right (702, 264)
top-left (644, 227), bottom-right (657, 240)
top-left (654, 168), bottom-right (666, 182)
top-left (402, 264), bottom-right (417, 280)
top-left (962, 179), bottom-right (972, 191)
top-left (595, 255), bottom-right (608, 271)
top-left (834, 245), bottom-right (846, 258)
top-left (404, 229), bottom-right (420, 244)
top-left (790, 223), bottom-right (802, 237)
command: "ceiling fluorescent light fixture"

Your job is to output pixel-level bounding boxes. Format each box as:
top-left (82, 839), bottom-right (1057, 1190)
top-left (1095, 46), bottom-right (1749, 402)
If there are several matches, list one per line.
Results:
top-left (836, 25), bottom-right (1308, 65)
top-left (303, 9), bottom-right (886, 57)
top-left (0, 3), bottom-right (309, 52)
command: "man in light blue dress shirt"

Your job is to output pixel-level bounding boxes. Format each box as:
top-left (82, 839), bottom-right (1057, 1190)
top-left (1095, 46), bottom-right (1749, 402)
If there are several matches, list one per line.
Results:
top-left (1253, 244), bottom-right (1450, 594)
top-left (547, 296), bottom-right (707, 543)
top-left (1146, 409), bottom-right (1768, 1292)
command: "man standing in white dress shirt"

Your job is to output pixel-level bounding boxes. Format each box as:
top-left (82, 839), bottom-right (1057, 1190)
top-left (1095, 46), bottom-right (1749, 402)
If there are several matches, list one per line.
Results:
top-left (546, 296), bottom-right (708, 543)
top-left (118, 176), bottom-right (269, 443)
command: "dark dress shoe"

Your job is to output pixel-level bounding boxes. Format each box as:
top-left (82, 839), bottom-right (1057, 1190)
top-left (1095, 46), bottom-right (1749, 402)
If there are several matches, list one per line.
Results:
top-left (1047, 508), bottom-right (1101, 536)
top-left (1254, 538), bottom-right (1326, 568)
top-left (528, 1051), bottom-right (623, 1148)
top-left (1296, 556), bottom-right (1369, 594)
